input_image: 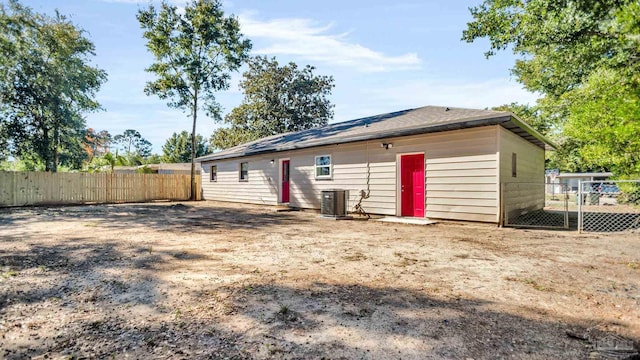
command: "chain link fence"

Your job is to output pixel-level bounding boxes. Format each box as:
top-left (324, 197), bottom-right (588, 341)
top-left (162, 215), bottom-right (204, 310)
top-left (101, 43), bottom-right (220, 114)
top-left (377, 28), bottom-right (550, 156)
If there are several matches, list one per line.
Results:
top-left (578, 180), bottom-right (640, 233)
top-left (502, 182), bottom-right (570, 229)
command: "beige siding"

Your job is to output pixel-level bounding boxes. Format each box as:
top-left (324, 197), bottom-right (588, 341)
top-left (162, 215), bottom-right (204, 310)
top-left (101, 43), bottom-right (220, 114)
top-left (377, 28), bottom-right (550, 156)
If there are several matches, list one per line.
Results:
top-left (498, 126), bottom-right (545, 221)
top-left (423, 128), bottom-right (499, 223)
top-left (200, 126), bottom-right (506, 223)
top-left (201, 155), bottom-right (278, 205)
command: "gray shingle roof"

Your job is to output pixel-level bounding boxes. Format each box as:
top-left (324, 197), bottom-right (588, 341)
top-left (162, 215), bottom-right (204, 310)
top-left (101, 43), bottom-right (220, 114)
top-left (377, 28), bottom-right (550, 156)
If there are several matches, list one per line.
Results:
top-left (197, 105), bottom-right (553, 162)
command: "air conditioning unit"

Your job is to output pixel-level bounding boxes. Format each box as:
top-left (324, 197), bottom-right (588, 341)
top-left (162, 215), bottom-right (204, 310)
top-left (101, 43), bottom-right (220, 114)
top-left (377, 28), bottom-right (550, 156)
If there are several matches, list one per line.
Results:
top-left (321, 189), bottom-right (347, 217)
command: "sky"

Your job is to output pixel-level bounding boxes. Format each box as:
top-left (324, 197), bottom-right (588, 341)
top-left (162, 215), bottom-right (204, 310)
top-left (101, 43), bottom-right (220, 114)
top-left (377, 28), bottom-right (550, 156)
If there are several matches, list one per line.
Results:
top-left (20, 0), bottom-right (538, 154)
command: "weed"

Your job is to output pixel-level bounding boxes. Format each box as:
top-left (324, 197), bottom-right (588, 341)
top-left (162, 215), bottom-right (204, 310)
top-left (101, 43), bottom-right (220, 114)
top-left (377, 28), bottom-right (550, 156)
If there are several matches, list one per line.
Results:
top-left (2, 270), bottom-right (18, 278)
top-left (266, 343), bottom-right (283, 355)
top-left (89, 320), bottom-right (103, 330)
top-left (342, 252), bottom-right (367, 261)
top-left (276, 304), bottom-right (297, 322)
top-left (144, 337), bottom-right (157, 347)
top-left (148, 246), bottom-right (153, 254)
top-left (627, 261), bottom-right (639, 270)
top-left (524, 278), bottom-right (549, 291)
top-left (278, 304), bottom-right (290, 315)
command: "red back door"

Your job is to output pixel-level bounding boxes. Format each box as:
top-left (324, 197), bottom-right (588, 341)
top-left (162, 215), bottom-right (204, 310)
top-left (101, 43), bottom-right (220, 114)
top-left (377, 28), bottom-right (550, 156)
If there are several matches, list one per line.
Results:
top-left (400, 154), bottom-right (425, 217)
top-left (281, 160), bottom-right (290, 203)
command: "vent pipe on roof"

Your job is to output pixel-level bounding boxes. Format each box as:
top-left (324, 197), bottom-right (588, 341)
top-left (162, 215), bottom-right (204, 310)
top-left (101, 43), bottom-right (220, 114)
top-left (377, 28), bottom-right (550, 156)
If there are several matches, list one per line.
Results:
top-left (445, 107), bottom-right (450, 111)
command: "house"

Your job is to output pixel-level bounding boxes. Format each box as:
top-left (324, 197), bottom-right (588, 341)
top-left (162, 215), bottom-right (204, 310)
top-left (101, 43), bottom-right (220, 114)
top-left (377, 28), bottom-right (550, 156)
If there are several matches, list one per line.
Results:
top-left (545, 171), bottom-right (613, 193)
top-left (143, 163), bottom-right (202, 175)
top-left (113, 163), bottom-right (202, 175)
top-left (196, 106), bottom-right (555, 224)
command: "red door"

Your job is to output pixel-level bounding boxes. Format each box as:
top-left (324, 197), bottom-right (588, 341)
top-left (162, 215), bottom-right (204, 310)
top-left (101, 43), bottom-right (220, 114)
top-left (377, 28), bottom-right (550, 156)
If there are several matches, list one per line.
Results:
top-left (281, 160), bottom-right (290, 203)
top-left (400, 154), bottom-right (425, 217)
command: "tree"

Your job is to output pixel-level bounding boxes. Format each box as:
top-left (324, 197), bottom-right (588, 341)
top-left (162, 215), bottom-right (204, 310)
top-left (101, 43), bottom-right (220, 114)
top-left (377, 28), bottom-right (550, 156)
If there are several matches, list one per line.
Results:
top-left (138, 0), bottom-right (251, 200)
top-left (491, 103), bottom-right (550, 135)
top-left (463, 0), bottom-right (640, 176)
top-left (83, 128), bottom-right (111, 163)
top-left (162, 131), bottom-right (208, 163)
top-left (113, 129), bottom-right (152, 158)
top-left (0, 0), bottom-right (107, 172)
top-left (210, 56), bottom-right (335, 150)
top-left (562, 68), bottom-right (640, 175)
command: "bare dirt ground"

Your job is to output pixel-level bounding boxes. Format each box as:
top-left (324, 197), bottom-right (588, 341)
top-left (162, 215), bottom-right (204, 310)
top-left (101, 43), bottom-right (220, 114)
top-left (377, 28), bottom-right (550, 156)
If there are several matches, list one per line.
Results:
top-left (1, 201), bottom-right (639, 359)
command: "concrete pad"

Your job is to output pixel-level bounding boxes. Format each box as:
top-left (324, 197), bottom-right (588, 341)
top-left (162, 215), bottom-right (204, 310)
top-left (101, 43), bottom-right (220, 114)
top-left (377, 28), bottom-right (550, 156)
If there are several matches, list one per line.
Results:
top-left (374, 217), bottom-right (437, 226)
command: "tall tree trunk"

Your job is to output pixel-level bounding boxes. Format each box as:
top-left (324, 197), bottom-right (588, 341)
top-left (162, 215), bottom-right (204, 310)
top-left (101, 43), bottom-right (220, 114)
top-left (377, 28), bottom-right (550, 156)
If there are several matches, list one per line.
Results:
top-left (190, 89), bottom-right (198, 201)
top-left (42, 123), bottom-right (51, 172)
top-left (52, 123), bottom-right (59, 173)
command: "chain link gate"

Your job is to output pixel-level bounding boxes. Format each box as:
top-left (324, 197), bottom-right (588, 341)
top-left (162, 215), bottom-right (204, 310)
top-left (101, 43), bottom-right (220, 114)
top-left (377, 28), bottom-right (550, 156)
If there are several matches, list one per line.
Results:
top-left (502, 182), bottom-right (570, 229)
top-left (578, 180), bottom-right (640, 233)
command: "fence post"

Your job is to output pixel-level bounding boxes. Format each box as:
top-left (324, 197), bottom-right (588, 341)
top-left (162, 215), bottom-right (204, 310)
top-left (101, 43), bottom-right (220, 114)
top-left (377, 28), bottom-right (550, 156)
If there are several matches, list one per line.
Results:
top-left (577, 180), bottom-right (583, 233)
top-left (10, 171), bottom-right (16, 206)
top-left (564, 185), bottom-right (569, 229)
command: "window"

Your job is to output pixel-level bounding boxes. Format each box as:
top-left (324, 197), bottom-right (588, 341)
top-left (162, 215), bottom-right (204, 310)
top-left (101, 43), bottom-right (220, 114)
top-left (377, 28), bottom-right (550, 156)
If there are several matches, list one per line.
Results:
top-left (315, 155), bottom-right (332, 179)
top-left (239, 162), bottom-right (248, 181)
top-left (511, 153), bottom-right (517, 178)
top-left (210, 165), bottom-right (217, 182)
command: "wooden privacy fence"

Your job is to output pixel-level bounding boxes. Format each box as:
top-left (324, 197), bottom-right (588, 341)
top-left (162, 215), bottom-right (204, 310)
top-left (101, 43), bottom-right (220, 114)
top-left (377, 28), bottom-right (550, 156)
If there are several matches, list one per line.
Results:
top-left (0, 171), bottom-right (201, 207)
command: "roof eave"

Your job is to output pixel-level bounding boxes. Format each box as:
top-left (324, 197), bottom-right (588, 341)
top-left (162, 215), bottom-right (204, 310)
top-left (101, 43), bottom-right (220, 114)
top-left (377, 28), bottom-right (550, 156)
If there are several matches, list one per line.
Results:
top-left (508, 113), bottom-right (557, 150)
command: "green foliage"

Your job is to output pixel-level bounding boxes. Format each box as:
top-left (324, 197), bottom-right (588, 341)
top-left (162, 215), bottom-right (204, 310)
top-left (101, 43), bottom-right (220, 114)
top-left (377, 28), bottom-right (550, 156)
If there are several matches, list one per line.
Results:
top-left (162, 131), bottom-right (208, 163)
top-left (144, 153), bottom-right (163, 165)
top-left (138, 0), bottom-right (251, 198)
top-left (463, 0), bottom-right (640, 176)
top-left (491, 103), bottom-right (551, 135)
top-left (0, 157), bottom-right (44, 171)
top-left (463, 0), bottom-right (639, 97)
top-left (562, 69), bottom-right (640, 175)
top-left (113, 129), bottom-right (152, 158)
top-left (210, 56), bottom-right (335, 150)
top-left (0, 0), bottom-right (107, 172)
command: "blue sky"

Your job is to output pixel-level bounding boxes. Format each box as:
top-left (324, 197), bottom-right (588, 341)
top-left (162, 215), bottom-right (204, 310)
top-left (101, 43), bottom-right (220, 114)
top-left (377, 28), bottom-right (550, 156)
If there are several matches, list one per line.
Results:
top-left (21, 0), bottom-right (536, 154)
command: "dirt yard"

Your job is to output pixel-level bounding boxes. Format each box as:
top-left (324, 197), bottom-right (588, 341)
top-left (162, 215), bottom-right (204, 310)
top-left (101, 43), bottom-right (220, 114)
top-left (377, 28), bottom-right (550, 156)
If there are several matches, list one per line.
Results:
top-left (1, 201), bottom-right (639, 359)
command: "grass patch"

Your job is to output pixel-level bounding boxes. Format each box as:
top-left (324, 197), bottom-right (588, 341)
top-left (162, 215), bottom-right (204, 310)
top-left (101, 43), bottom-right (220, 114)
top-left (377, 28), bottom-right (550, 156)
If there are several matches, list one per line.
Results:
top-left (2, 270), bottom-right (18, 278)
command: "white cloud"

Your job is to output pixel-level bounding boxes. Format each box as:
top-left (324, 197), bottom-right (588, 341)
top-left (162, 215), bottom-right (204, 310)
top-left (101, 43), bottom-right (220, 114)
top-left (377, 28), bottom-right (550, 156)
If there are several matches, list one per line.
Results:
top-left (238, 14), bottom-right (421, 73)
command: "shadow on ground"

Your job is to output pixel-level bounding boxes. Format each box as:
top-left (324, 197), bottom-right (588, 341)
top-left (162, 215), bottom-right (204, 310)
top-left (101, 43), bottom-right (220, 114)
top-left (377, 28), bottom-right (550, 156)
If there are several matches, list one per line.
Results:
top-left (0, 202), bottom-right (309, 233)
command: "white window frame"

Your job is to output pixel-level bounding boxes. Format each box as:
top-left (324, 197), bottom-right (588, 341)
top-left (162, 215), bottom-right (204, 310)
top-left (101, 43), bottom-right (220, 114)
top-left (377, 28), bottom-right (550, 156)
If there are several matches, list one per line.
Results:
top-left (314, 155), bottom-right (332, 180)
top-left (239, 162), bottom-right (249, 182)
top-left (209, 165), bottom-right (217, 182)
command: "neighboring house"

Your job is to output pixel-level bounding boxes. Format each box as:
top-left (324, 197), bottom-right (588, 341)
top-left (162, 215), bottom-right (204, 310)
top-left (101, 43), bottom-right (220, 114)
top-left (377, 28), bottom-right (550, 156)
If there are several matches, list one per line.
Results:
top-left (112, 166), bottom-right (139, 174)
top-left (545, 172), bottom-right (613, 193)
top-left (113, 163), bottom-right (202, 175)
top-left (196, 106), bottom-right (555, 224)
top-left (143, 163), bottom-right (202, 175)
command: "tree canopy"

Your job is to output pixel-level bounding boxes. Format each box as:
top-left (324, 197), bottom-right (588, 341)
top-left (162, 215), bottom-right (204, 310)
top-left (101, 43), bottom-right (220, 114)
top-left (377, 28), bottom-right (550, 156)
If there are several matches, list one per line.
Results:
top-left (113, 129), bottom-right (152, 158)
top-left (0, 0), bottom-right (107, 172)
top-left (211, 56), bottom-right (335, 150)
top-left (138, 0), bottom-right (251, 199)
top-left (463, 0), bottom-right (640, 176)
top-left (162, 131), bottom-right (208, 163)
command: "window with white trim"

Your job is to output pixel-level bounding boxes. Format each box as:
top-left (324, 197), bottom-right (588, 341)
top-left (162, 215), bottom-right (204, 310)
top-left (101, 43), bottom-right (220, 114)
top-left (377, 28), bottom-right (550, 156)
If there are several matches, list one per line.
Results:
top-left (315, 155), bottom-right (332, 179)
top-left (210, 165), bottom-right (217, 182)
top-left (239, 162), bottom-right (248, 181)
